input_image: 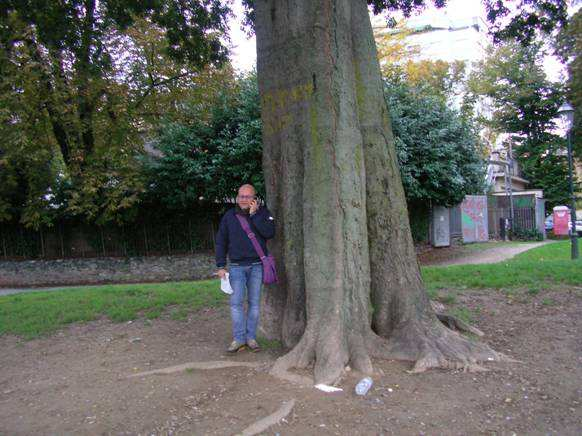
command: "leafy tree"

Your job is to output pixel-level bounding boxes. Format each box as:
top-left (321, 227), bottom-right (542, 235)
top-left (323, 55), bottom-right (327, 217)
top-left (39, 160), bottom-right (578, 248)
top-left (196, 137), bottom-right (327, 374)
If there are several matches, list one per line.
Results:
top-left (468, 41), bottom-right (574, 208)
top-left (0, 1), bottom-right (230, 226)
top-left (146, 74), bottom-right (263, 208)
top-left (386, 80), bottom-right (486, 207)
top-left (375, 26), bottom-right (467, 102)
top-left (119, 18), bottom-right (237, 129)
top-left (148, 72), bottom-right (484, 213)
top-left (403, 59), bottom-right (467, 101)
top-left (482, 0), bottom-right (569, 46)
top-left (556, 8), bottom-right (582, 159)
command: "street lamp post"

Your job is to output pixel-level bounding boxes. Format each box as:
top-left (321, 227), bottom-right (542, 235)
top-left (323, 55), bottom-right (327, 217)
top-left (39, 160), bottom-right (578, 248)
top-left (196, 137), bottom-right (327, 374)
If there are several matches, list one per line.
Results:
top-left (557, 102), bottom-right (578, 260)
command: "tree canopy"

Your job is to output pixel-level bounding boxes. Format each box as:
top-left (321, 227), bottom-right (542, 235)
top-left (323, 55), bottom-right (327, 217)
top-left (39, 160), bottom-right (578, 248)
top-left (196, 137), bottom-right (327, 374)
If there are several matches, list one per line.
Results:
top-left (0, 0), bottom-right (231, 227)
top-left (468, 41), bottom-right (574, 208)
top-left (146, 74), bottom-right (263, 208)
top-left (148, 73), bottom-right (485, 212)
top-left (386, 79), bottom-right (486, 207)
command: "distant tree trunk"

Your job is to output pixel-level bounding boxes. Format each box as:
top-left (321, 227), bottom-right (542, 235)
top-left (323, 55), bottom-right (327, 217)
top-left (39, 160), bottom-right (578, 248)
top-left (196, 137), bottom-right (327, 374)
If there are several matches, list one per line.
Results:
top-left (256, 0), bottom-right (503, 384)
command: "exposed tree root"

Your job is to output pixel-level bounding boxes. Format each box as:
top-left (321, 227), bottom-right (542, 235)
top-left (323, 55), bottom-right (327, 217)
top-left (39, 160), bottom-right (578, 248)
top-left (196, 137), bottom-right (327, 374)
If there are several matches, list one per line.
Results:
top-left (269, 335), bottom-right (317, 385)
top-left (436, 313), bottom-right (485, 337)
top-left (369, 318), bottom-right (510, 373)
top-left (269, 329), bottom-right (374, 385)
top-left (127, 360), bottom-right (261, 378)
top-left (430, 300), bottom-right (485, 337)
top-left (270, 309), bottom-right (512, 385)
top-left (237, 399), bottom-right (296, 436)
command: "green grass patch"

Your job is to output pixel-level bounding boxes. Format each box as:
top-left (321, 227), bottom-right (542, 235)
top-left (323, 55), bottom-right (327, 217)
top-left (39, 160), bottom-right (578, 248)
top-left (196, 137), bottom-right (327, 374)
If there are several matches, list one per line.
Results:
top-left (422, 241), bottom-right (582, 292)
top-left (0, 280), bottom-right (225, 339)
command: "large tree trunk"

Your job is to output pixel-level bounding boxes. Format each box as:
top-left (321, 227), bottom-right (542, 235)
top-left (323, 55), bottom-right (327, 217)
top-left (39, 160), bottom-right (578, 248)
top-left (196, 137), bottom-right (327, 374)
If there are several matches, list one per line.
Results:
top-left (256, 0), bottom-right (503, 384)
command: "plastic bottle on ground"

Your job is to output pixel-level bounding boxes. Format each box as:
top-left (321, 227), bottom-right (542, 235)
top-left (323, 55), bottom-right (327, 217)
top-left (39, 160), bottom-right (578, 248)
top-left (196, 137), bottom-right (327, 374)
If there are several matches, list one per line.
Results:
top-left (355, 376), bottom-right (373, 396)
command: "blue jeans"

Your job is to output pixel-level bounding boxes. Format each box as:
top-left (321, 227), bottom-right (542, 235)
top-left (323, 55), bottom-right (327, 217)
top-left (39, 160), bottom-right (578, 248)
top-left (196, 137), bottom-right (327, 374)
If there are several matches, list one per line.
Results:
top-left (229, 263), bottom-right (263, 343)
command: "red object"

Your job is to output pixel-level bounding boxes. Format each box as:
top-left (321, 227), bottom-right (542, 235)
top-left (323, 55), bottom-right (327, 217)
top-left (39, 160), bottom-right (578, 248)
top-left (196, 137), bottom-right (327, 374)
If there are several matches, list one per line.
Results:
top-left (553, 207), bottom-right (570, 236)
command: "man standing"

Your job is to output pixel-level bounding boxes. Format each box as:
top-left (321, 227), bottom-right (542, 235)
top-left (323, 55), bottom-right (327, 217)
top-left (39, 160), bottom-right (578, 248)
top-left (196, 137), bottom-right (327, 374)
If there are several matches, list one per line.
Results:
top-left (216, 184), bottom-right (275, 352)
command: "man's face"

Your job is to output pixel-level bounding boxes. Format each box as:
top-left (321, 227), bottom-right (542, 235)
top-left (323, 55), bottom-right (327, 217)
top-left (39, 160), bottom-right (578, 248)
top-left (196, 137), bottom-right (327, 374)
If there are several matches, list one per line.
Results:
top-left (237, 187), bottom-right (256, 210)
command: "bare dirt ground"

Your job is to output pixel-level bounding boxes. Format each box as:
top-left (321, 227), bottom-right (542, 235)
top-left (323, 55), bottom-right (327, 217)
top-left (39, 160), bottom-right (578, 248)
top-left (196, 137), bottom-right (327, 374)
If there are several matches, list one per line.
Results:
top-left (1, 286), bottom-right (581, 435)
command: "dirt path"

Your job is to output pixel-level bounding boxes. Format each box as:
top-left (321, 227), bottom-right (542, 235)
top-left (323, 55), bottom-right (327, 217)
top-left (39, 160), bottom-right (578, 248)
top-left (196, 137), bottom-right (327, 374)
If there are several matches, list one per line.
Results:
top-left (1, 288), bottom-right (581, 435)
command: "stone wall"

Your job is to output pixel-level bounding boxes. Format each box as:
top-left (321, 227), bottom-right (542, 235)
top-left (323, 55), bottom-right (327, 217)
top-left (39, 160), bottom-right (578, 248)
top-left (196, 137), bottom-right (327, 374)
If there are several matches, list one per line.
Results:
top-left (0, 253), bottom-right (216, 287)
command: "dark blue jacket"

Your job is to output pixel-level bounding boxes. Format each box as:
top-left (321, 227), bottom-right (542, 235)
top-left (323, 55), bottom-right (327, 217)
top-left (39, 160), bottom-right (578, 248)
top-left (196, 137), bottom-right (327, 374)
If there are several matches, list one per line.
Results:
top-left (215, 206), bottom-right (275, 268)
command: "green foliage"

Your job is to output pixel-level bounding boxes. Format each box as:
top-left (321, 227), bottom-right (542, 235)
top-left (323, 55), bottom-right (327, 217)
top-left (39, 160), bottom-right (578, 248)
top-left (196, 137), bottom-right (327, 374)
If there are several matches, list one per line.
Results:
top-left (511, 227), bottom-right (544, 242)
top-left (146, 74), bottom-right (264, 207)
top-left (149, 73), bottom-right (485, 212)
top-left (468, 41), bottom-right (575, 209)
top-left (408, 202), bottom-right (430, 242)
top-left (0, 1), bottom-right (231, 227)
top-left (482, 0), bottom-right (569, 46)
top-left (556, 9), bottom-right (582, 159)
top-left (385, 79), bottom-right (486, 206)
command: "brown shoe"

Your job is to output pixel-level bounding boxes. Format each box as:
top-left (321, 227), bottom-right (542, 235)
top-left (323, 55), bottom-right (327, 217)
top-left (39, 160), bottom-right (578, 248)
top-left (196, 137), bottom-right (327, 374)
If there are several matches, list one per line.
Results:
top-left (247, 339), bottom-right (261, 353)
top-left (227, 340), bottom-right (246, 353)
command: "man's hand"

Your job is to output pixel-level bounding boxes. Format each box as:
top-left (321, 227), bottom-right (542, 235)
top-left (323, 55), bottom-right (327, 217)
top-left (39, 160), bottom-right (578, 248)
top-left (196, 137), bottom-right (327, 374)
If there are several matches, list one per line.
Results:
top-left (249, 199), bottom-right (259, 216)
top-left (217, 269), bottom-right (227, 279)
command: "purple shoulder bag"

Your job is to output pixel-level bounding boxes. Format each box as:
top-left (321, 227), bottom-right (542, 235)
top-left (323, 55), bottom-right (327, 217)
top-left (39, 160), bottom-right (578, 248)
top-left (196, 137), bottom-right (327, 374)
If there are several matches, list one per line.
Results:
top-left (235, 214), bottom-right (278, 285)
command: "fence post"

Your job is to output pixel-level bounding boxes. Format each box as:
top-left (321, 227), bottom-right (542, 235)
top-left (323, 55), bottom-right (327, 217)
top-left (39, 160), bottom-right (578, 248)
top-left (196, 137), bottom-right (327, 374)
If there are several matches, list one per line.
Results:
top-left (166, 226), bottom-right (171, 255)
top-left (188, 219), bottom-right (194, 254)
top-left (210, 220), bottom-right (216, 251)
top-left (143, 224), bottom-right (149, 256)
top-left (19, 226), bottom-right (24, 257)
top-left (100, 227), bottom-right (106, 257)
top-left (40, 226), bottom-right (45, 258)
top-left (81, 226), bottom-right (86, 258)
top-left (122, 226), bottom-right (127, 257)
top-left (59, 224), bottom-right (65, 258)
top-left (1, 224), bottom-right (6, 259)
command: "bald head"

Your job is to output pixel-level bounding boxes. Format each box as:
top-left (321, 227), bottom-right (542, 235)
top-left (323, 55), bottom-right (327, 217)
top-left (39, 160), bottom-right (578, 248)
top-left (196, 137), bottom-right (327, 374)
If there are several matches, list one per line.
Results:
top-left (238, 184), bottom-right (256, 196)
top-left (236, 184), bottom-right (257, 210)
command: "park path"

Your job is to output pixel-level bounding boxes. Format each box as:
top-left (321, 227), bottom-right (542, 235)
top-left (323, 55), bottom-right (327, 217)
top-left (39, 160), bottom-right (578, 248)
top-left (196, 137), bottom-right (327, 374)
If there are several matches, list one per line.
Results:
top-left (0, 241), bottom-right (555, 296)
top-left (0, 284), bottom-right (105, 297)
top-left (433, 240), bottom-right (555, 266)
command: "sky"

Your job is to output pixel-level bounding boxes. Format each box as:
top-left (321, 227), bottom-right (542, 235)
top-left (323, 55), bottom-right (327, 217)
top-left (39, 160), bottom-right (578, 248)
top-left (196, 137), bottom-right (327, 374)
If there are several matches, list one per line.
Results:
top-left (226, 0), bottom-right (572, 82)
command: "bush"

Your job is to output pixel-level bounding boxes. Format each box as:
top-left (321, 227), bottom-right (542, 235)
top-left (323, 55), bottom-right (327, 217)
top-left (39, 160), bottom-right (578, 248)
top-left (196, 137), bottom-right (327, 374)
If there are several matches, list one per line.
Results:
top-left (511, 227), bottom-right (544, 241)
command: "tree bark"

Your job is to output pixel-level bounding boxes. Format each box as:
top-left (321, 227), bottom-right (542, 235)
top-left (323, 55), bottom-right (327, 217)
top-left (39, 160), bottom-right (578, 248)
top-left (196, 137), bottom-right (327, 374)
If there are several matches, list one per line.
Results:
top-left (256, 0), bottom-right (503, 384)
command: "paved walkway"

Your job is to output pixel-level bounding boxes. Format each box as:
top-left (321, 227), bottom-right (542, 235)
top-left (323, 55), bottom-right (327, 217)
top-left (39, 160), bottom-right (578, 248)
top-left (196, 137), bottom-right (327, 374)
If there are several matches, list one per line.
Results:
top-left (0, 284), bottom-right (105, 297)
top-left (434, 240), bottom-right (555, 266)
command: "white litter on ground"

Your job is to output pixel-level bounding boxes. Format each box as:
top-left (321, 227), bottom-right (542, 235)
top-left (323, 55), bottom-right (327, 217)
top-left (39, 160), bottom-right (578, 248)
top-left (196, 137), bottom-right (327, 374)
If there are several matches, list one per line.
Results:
top-left (314, 384), bottom-right (343, 393)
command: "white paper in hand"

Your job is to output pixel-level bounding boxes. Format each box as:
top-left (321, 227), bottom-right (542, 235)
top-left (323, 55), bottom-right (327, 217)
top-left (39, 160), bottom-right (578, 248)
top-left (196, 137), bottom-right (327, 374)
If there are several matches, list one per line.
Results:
top-left (220, 273), bottom-right (233, 294)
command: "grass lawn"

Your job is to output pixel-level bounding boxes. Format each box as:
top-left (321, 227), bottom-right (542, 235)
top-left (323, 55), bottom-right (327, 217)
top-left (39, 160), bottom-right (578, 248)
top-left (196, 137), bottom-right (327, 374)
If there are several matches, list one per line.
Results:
top-left (1, 242), bottom-right (580, 339)
top-left (0, 280), bottom-right (225, 339)
top-left (422, 241), bottom-right (582, 294)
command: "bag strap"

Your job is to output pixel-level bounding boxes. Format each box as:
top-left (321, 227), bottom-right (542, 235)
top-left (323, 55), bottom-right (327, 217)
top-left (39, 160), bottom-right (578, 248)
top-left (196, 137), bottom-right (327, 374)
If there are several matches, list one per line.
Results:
top-left (235, 214), bottom-right (266, 259)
